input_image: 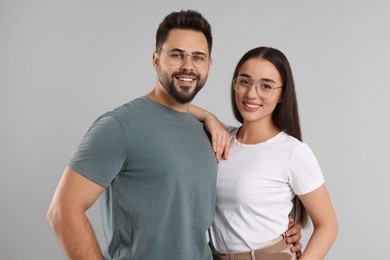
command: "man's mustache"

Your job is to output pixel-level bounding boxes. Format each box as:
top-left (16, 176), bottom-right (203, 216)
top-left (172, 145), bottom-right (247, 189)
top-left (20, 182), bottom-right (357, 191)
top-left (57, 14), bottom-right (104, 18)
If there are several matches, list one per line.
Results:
top-left (172, 71), bottom-right (199, 80)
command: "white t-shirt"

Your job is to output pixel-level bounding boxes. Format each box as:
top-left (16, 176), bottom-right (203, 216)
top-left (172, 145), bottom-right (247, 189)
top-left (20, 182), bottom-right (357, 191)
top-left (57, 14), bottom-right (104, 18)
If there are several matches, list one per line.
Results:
top-left (209, 128), bottom-right (324, 252)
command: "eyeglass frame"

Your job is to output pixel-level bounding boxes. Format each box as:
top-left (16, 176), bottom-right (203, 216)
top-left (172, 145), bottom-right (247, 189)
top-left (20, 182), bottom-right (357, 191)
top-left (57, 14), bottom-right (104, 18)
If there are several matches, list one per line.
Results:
top-left (233, 75), bottom-right (283, 98)
top-left (157, 47), bottom-right (210, 69)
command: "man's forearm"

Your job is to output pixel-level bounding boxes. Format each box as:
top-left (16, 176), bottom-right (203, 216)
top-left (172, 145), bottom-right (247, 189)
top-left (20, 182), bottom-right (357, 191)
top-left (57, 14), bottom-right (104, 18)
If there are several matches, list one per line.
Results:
top-left (49, 210), bottom-right (103, 260)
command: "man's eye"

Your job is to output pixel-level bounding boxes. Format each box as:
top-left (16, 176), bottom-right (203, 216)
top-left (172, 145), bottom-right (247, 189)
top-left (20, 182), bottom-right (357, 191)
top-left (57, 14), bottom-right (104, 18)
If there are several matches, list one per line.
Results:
top-left (170, 52), bottom-right (184, 59)
top-left (193, 55), bottom-right (205, 61)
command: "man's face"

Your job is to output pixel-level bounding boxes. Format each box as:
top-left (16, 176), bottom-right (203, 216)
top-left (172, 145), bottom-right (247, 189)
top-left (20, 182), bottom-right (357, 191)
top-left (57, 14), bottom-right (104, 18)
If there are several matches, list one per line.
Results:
top-left (154, 29), bottom-right (211, 104)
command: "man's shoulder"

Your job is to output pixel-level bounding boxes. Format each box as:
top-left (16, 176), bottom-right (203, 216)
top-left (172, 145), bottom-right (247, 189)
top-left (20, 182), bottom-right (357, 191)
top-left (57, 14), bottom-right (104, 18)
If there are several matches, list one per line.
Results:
top-left (109, 96), bottom-right (149, 118)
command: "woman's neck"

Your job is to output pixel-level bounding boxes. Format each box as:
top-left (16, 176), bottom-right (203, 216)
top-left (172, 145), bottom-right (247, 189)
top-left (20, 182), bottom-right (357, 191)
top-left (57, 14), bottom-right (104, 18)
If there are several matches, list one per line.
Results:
top-left (236, 121), bottom-right (281, 144)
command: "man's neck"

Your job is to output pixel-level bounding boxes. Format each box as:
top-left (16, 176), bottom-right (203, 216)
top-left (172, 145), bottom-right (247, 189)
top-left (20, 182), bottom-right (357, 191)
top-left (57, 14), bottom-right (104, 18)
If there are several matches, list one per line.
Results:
top-left (146, 87), bottom-right (191, 113)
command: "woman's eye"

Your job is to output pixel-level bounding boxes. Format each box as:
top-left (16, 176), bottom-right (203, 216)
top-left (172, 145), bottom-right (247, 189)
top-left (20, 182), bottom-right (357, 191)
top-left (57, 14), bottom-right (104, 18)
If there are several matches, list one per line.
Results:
top-left (240, 80), bottom-right (251, 86)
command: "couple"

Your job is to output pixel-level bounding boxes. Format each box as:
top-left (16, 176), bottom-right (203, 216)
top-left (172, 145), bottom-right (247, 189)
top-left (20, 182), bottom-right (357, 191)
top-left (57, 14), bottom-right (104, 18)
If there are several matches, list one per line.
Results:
top-left (47, 10), bottom-right (338, 260)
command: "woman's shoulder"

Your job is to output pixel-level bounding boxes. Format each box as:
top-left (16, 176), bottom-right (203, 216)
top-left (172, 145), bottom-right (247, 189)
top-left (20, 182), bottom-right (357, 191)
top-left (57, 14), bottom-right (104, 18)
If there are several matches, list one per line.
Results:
top-left (278, 132), bottom-right (319, 162)
top-left (276, 132), bottom-right (314, 155)
top-left (278, 131), bottom-right (302, 145)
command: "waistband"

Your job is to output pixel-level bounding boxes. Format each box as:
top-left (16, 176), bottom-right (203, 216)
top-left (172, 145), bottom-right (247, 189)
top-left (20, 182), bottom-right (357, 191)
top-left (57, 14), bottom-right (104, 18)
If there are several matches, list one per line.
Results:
top-left (212, 235), bottom-right (296, 260)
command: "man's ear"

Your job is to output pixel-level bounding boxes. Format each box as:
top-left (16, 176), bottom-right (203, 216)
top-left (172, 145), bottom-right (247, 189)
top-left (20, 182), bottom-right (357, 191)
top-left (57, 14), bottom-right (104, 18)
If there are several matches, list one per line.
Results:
top-left (152, 51), bottom-right (159, 70)
top-left (208, 57), bottom-right (213, 71)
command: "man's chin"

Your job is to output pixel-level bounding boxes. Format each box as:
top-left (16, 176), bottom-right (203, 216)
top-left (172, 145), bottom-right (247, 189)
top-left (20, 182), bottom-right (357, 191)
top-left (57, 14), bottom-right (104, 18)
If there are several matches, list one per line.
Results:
top-left (166, 81), bottom-right (203, 104)
top-left (173, 94), bottom-right (196, 104)
top-left (171, 87), bottom-right (196, 103)
top-left (178, 88), bottom-right (195, 96)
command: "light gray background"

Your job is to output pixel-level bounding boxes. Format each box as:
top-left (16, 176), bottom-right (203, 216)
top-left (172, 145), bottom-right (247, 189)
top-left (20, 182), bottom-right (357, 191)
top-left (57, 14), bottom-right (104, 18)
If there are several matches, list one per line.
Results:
top-left (1, 0), bottom-right (389, 259)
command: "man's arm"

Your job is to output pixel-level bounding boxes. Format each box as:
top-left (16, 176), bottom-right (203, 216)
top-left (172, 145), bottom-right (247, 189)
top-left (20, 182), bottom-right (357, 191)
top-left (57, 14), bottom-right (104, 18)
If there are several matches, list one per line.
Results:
top-left (285, 218), bottom-right (303, 258)
top-left (47, 166), bottom-right (105, 260)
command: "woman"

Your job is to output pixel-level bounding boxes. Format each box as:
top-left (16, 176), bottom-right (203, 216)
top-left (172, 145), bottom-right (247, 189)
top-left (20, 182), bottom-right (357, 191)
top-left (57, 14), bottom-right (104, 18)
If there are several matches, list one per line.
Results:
top-left (192, 47), bottom-right (338, 260)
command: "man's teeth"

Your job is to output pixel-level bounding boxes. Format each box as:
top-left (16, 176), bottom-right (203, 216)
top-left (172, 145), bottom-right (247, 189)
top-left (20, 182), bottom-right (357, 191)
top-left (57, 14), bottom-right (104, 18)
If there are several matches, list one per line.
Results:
top-left (178, 77), bottom-right (193, 82)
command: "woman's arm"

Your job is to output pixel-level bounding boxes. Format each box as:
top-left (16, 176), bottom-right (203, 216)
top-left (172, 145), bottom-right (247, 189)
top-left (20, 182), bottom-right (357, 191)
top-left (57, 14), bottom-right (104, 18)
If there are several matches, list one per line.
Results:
top-left (189, 104), bottom-right (230, 161)
top-left (298, 184), bottom-right (338, 260)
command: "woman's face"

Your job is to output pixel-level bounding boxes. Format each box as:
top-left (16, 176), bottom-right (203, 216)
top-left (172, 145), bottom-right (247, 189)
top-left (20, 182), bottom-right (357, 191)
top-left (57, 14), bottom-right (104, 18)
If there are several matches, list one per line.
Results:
top-left (234, 58), bottom-right (283, 125)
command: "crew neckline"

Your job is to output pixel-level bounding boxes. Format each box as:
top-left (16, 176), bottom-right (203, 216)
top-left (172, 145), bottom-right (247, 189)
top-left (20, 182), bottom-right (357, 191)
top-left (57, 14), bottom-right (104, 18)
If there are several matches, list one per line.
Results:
top-left (142, 96), bottom-right (191, 117)
top-left (232, 128), bottom-right (284, 147)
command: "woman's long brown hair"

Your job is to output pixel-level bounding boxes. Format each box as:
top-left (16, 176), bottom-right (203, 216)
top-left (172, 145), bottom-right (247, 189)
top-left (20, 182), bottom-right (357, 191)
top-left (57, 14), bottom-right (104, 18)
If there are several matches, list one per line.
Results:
top-left (231, 47), bottom-right (308, 227)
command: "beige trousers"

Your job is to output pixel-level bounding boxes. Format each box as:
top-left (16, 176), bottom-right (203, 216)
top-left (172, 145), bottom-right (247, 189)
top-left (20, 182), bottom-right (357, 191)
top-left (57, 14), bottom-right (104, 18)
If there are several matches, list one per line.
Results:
top-left (212, 236), bottom-right (297, 260)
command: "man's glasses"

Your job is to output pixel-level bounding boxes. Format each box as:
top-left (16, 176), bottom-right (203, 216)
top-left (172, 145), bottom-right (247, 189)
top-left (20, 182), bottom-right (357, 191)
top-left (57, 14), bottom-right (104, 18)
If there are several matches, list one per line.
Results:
top-left (233, 76), bottom-right (282, 98)
top-left (158, 48), bottom-right (210, 69)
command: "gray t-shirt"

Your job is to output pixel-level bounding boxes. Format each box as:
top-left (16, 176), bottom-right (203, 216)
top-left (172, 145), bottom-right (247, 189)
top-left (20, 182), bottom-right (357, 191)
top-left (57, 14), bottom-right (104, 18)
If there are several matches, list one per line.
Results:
top-left (69, 96), bottom-right (217, 260)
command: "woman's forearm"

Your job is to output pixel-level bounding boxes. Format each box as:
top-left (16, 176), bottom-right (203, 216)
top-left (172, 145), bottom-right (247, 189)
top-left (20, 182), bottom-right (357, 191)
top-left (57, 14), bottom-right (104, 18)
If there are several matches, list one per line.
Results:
top-left (189, 104), bottom-right (213, 122)
top-left (298, 185), bottom-right (338, 260)
top-left (300, 222), bottom-right (338, 260)
top-left (189, 104), bottom-right (230, 161)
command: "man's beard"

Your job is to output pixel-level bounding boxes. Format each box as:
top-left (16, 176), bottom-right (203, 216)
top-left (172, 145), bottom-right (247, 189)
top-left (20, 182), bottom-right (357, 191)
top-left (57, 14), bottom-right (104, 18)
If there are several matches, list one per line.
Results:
top-left (157, 68), bottom-right (207, 104)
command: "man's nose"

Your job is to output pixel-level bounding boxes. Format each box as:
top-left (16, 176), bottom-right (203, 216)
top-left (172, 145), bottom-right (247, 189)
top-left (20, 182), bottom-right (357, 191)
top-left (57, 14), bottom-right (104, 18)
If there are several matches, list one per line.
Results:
top-left (181, 54), bottom-right (195, 70)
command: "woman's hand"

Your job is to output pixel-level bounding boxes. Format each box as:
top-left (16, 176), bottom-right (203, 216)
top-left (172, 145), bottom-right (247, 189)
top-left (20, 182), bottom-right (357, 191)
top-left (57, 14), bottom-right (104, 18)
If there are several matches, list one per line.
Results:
top-left (189, 104), bottom-right (230, 162)
top-left (203, 114), bottom-right (230, 162)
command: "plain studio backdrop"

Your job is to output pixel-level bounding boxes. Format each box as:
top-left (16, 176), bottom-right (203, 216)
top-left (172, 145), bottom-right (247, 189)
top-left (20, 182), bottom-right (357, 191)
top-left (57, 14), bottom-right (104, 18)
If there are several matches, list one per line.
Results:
top-left (1, 0), bottom-right (389, 259)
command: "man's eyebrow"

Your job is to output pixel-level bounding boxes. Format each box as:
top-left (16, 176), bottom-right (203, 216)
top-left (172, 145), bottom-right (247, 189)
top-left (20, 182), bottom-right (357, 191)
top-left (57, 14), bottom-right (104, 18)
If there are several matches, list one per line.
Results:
top-left (168, 47), bottom-right (185, 52)
top-left (192, 50), bottom-right (208, 55)
top-left (168, 48), bottom-right (208, 55)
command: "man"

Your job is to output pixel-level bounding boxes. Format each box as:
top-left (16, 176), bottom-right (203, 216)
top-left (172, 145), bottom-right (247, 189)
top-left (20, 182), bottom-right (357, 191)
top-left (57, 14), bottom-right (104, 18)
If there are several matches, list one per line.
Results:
top-left (48, 10), bottom-right (301, 259)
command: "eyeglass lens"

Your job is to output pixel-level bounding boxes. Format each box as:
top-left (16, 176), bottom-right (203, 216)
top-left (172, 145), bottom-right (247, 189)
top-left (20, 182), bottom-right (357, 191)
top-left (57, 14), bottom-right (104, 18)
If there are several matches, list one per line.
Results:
top-left (234, 77), bottom-right (276, 98)
top-left (162, 49), bottom-right (209, 68)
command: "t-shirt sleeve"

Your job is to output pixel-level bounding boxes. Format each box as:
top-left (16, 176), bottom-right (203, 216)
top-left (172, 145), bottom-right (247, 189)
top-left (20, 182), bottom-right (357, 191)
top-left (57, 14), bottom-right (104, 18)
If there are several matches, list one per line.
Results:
top-left (68, 113), bottom-right (128, 187)
top-left (288, 143), bottom-right (325, 195)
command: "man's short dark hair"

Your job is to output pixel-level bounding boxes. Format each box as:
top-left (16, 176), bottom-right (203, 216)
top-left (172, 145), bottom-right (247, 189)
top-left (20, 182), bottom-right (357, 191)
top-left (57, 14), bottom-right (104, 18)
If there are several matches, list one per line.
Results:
top-left (156, 10), bottom-right (213, 55)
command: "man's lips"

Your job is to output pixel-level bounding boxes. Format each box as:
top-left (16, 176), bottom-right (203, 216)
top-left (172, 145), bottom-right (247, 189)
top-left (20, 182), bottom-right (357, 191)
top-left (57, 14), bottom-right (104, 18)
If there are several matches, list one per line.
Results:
top-left (176, 77), bottom-right (195, 83)
top-left (174, 73), bottom-right (198, 86)
top-left (173, 71), bottom-right (198, 80)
